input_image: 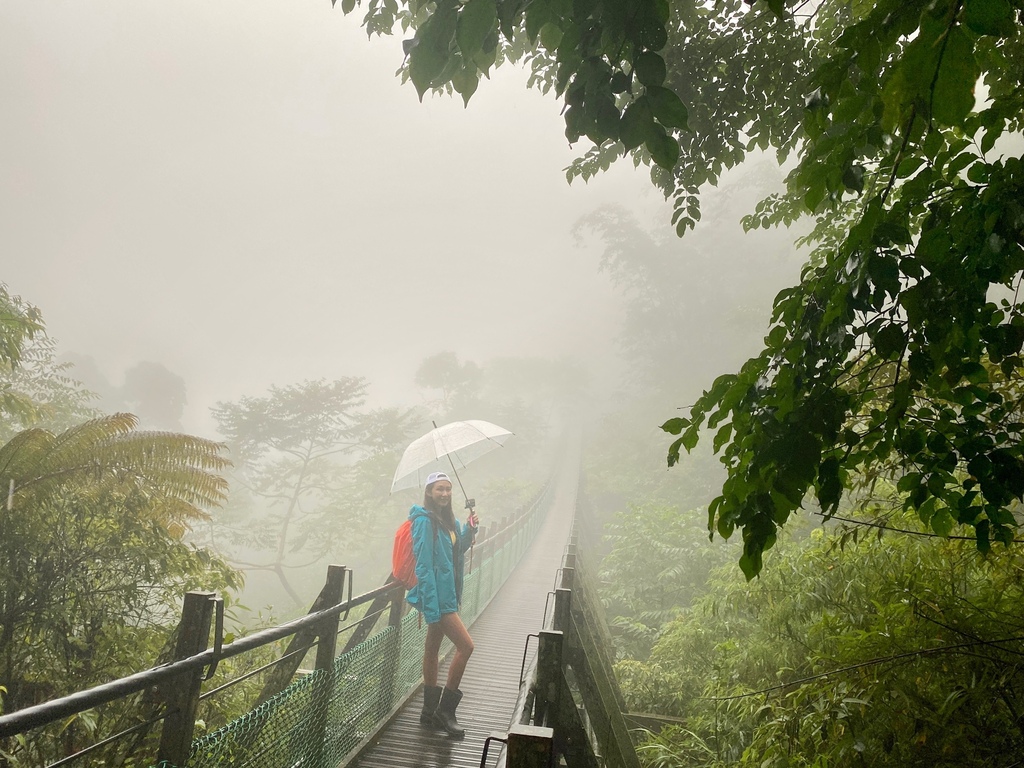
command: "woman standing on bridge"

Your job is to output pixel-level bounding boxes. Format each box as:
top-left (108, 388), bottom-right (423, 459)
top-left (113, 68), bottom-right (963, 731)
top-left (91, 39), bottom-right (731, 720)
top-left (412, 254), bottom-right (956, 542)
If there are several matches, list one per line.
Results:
top-left (407, 471), bottom-right (479, 739)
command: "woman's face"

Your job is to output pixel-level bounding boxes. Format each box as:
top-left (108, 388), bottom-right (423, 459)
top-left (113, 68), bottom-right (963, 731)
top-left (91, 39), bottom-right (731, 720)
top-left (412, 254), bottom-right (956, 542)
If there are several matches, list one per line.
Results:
top-left (428, 480), bottom-right (453, 508)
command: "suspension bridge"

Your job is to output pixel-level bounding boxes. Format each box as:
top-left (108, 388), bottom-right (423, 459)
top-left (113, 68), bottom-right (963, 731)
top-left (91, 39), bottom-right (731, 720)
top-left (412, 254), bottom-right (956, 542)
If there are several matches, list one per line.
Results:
top-left (0, 451), bottom-right (640, 768)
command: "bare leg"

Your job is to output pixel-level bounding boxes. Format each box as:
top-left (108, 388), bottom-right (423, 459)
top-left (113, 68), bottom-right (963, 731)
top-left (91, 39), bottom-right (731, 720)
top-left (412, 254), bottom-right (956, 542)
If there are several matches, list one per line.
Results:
top-left (423, 622), bottom-right (445, 686)
top-left (436, 613), bottom-right (474, 689)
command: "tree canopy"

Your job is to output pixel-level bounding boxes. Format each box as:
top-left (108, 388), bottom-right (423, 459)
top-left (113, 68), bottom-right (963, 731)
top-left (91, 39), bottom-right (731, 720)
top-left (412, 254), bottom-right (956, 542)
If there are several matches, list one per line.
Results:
top-left (0, 292), bottom-right (243, 761)
top-left (208, 379), bottom-right (418, 605)
top-left (339, 0), bottom-right (1024, 576)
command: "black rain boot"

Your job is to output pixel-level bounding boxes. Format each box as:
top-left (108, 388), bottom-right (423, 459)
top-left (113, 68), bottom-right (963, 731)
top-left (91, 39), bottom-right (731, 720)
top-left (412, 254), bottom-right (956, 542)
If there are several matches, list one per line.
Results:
top-left (420, 684), bottom-right (442, 726)
top-left (432, 687), bottom-right (466, 739)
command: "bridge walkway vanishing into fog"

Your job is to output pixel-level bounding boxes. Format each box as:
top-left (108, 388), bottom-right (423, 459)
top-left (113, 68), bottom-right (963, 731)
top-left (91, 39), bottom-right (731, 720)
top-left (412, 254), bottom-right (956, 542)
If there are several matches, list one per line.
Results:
top-left (0, 437), bottom-right (641, 768)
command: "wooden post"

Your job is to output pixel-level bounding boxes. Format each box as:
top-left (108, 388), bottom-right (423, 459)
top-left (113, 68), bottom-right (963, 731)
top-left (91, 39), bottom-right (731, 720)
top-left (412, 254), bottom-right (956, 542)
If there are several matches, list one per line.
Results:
top-left (559, 566), bottom-right (576, 591)
top-left (507, 723), bottom-right (554, 768)
top-left (157, 591), bottom-right (216, 766)
top-left (388, 588), bottom-right (405, 629)
top-left (378, 589), bottom-right (405, 719)
top-left (533, 630), bottom-right (563, 730)
top-left (309, 565), bottom-right (346, 768)
top-left (314, 565), bottom-right (346, 671)
top-left (255, 565), bottom-right (347, 707)
top-left (552, 588), bottom-right (572, 636)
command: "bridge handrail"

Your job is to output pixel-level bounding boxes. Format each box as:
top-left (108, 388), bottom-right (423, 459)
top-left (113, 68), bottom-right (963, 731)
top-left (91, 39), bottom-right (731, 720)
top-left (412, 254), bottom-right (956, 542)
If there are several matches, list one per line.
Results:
top-left (0, 483), bottom-right (549, 767)
top-left (0, 577), bottom-right (400, 739)
top-left (494, 513), bottom-right (640, 767)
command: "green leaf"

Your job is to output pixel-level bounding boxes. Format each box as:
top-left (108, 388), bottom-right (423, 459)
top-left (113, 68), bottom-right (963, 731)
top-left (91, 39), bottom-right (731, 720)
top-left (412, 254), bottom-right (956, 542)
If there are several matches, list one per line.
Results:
top-left (713, 422), bottom-right (733, 453)
top-left (539, 21), bottom-right (563, 49)
top-left (932, 26), bottom-right (978, 127)
top-left (738, 549), bottom-right (761, 580)
top-left (410, 6), bottom-right (458, 99)
top-left (962, 361), bottom-right (989, 384)
top-left (451, 64), bottom-right (480, 106)
top-left (594, 97), bottom-right (621, 141)
top-left (661, 417), bottom-right (689, 435)
top-left (610, 71), bottom-right (631, 94)
top-left (817, 456), bottom-right (842, 511)
top-left (633, 51), bottom-right (667, 87)
top-left (341, 0), bottom-right (356, 13)
top-left (456, 0), bottom-right (498, 64)
top-left (619, 96), bottom-right (654, 151)
top-left (647, 127), bottom-right (680, 169)
top-left (842, 164), bottom-right (865, 193)
top-left (931, 507), bottom-right (955, 537)
top-left (964, 0), bottom-right (1018, 36)
top-left (874, 324), bottom-right (906, 358)
top-left (646, 85), bottom-right (689, 130)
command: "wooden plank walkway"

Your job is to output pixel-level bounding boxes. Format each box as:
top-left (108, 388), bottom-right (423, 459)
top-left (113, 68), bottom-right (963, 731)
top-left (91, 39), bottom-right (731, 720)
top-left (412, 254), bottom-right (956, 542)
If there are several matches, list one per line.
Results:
top-left (347, 458), bottom-right (579, 768)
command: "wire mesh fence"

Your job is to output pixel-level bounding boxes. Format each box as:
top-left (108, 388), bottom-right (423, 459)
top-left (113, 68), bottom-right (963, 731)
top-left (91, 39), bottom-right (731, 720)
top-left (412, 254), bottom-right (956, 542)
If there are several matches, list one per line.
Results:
top-left (172, 495), bottom-right (546, 768)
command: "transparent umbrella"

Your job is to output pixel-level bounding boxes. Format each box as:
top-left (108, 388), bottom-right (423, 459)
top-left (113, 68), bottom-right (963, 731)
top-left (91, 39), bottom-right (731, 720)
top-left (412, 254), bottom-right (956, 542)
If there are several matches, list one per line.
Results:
top-left (390, 419), bottom-right (514, 497)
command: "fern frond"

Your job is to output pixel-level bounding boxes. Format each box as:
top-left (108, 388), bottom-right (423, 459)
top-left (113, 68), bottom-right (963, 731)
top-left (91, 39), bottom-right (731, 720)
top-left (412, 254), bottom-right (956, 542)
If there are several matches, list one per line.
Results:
top-left (2, 415), bottom-right (229, 533)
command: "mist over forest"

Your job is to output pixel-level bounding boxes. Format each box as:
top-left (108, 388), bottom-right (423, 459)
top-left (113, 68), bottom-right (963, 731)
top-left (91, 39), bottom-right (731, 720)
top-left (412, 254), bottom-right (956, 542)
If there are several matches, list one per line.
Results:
top-left (4, 0), bottom-right (1024, 766)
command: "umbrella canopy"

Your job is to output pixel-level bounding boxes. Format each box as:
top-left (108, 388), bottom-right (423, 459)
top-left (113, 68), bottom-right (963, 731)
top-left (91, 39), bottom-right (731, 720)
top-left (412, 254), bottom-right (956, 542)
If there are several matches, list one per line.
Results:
top-left (390, 420), bottom-right (513, 493)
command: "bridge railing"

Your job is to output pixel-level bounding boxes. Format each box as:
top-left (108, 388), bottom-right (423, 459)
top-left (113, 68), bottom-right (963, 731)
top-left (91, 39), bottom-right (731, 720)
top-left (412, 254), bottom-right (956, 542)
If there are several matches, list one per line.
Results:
top-left (0, 484), bottom-right (551, 768)
top-left (485, 506), bottom-right (640, 768)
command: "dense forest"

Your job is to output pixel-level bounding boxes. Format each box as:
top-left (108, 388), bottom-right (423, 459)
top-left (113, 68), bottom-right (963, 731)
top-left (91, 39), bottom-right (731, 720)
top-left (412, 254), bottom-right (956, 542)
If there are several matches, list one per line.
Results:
top-left (4, 0), bottom-right (1024, 765)
top-left (333, 0), bottom-right (1024, 762)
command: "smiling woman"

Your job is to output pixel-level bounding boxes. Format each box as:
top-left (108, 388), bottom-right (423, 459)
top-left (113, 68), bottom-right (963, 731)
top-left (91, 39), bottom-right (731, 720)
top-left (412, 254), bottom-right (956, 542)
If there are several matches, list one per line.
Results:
top-left (404, 470), bottom-right (480, 739)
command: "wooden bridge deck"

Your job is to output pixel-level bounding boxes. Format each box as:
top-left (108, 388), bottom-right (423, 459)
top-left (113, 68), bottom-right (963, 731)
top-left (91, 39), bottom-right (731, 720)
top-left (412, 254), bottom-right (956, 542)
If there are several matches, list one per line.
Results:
top-left (347, 461), bottom-right (579, 768)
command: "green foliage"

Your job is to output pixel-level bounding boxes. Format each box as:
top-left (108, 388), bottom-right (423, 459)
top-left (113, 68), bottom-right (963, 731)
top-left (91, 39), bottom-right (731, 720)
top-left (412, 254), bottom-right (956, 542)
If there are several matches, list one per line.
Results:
top-left (599, 503), bottom-right (734, 659)
top-left (340, 0), bottom-right (1024, 576)
top-left (621, 522), bottom-right (1024, 766)
top-left (2, 413), bottom-right (230, 536)
top-left (0, 417), bottom-right (241, 765)
top-left (655, 1), bottom-right (1024, 575)
top-left (341, 0), bottom-right (695, 171)
top-left (0, 284), bottom-right (42, 370)
top-left (0, 285), bottom-right (94, 440)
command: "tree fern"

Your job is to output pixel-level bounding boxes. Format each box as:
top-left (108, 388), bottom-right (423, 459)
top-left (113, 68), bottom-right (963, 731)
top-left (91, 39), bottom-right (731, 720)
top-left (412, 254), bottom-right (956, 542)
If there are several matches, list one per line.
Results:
top-left (0, 413), bottom-right (229, 534)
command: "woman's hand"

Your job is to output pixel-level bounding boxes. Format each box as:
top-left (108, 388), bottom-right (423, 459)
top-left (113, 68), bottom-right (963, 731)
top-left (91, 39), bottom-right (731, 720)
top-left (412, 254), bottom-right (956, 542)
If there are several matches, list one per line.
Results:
top-left (467, 511), bottom-right (479, 529)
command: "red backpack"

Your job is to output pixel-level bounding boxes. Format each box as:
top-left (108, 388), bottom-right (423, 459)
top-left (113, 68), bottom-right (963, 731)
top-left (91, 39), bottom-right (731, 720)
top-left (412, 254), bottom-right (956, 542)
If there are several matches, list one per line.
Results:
top-left (392, 515), bottom-right (438, 588)
top-left (392, 519), bottom-right (417, 588)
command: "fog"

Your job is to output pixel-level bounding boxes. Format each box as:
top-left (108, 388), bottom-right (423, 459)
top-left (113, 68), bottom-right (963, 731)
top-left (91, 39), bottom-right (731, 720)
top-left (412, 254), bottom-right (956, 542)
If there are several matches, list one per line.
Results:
top-left (2, 0), bottom-right (807, 614)
top-left (1, 0), bottom-right (671, 434)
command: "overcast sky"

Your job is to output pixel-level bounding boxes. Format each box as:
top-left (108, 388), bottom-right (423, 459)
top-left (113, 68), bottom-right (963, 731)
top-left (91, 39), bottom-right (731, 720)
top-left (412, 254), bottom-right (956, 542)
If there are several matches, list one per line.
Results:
top-left (1, 0), bottom-right (670, 433)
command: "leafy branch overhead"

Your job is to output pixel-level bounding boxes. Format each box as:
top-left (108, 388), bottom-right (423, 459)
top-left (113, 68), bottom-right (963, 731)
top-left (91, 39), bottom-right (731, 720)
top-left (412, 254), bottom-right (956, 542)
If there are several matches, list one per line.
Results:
top-left (659, 0), bottom-right (1024, 577)
top-left (337, 0), bottom-right (1024, 576)
top-left (335, 0), bottom-right (690, 174)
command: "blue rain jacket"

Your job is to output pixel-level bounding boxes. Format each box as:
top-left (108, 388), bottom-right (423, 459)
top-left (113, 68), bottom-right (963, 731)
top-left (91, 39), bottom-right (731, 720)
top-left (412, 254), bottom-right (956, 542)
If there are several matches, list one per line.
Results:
top-left (405, 504), bottom-right (476, 625)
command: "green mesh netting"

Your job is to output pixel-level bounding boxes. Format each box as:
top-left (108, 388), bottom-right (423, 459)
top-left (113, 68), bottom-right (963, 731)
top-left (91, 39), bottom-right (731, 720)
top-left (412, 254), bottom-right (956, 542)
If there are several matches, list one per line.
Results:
top-left (178, 499), bottom-right (544, 768)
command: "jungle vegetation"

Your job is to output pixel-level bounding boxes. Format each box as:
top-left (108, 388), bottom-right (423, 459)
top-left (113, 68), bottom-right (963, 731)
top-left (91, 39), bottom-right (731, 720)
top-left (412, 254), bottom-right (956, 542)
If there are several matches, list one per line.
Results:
top-left (299, 0), bottom-right (1016, 760)
top-left (338, 0), bottom-right (1024, 574)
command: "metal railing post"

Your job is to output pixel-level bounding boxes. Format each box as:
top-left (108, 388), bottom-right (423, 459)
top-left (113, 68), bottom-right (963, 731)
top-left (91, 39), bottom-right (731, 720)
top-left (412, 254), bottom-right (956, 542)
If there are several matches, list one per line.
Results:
top-left (156, 590), bottom-right (216, 766)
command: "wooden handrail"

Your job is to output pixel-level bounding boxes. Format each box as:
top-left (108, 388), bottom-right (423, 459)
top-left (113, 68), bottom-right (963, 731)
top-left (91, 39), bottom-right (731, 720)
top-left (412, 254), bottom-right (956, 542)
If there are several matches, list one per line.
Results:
top-left (496, 523), bottom-right (640, 768)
